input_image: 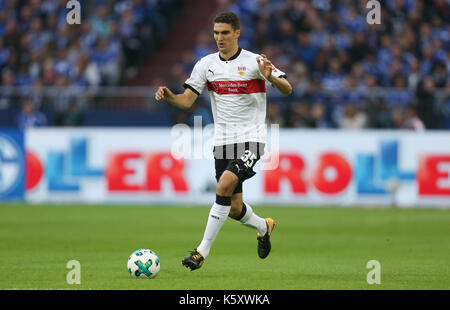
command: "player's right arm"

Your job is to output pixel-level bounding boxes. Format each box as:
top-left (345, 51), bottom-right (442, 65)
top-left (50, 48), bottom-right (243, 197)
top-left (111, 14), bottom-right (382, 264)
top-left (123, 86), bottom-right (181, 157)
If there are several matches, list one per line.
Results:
top-left (156, 56), bottom-right (207, 109)
top-left (154, 86), bottom-right (198, 110)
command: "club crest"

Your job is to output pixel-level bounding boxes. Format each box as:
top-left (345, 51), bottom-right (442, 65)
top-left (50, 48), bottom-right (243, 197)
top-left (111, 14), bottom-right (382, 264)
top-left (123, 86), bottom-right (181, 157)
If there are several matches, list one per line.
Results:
top-left (237, 65), bottom-right (246, 76)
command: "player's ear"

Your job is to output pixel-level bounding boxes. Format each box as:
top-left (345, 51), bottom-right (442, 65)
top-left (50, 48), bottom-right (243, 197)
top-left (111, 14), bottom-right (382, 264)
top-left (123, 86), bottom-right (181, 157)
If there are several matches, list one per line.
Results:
top-left (235, 29), bottom-right (240, 38)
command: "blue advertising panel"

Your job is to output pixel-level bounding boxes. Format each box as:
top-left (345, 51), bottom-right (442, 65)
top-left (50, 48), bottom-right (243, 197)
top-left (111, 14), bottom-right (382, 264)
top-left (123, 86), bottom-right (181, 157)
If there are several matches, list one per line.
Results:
top-left (0, 130), bottom-right (25, 201)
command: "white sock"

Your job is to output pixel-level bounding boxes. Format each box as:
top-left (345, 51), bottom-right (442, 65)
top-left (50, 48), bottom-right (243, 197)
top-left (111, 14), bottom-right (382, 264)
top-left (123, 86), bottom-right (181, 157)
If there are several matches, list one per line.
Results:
top-left (239, 202), bottom-right (267, 236)
top-left (197, 202), bottom-right (231, 258)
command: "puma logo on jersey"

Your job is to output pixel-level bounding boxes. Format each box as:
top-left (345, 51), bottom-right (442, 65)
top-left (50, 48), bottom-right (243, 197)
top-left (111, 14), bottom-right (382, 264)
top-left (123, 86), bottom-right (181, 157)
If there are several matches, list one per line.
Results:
top-left (235, 164), bottom-right (241, 173)
top-left (208, 69), bottom-right (215, 76)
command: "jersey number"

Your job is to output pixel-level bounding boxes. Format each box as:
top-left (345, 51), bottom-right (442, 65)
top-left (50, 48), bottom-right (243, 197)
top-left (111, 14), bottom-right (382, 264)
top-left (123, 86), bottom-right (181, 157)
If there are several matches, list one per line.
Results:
top-left (241, 150), bottom-right (257, 169)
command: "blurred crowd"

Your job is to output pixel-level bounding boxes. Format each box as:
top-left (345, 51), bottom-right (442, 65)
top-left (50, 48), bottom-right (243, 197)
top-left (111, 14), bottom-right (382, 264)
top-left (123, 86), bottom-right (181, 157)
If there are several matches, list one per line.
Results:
top-left (0, 0), bottom-right (182, 126)
top-left (174, 0), bottom-right (450, 130)
top-left (1, 0), bottom-right (449, 130)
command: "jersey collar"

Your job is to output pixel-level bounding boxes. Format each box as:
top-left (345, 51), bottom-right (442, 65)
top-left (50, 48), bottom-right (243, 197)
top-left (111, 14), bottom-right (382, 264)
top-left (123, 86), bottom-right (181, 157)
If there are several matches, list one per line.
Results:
top-left (219, 47), bottom-right (242, 62)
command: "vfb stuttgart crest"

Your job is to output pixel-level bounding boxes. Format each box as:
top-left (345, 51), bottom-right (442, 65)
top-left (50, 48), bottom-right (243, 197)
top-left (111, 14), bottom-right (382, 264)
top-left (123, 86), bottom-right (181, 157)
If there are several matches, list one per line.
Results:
top-left (237, 65), bottom-right (246, 76)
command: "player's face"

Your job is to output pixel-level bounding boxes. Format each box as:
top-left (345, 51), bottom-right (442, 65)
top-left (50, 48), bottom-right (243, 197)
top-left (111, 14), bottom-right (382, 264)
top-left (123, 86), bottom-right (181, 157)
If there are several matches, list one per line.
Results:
top-left (213, 23), bottom-right (240, 54)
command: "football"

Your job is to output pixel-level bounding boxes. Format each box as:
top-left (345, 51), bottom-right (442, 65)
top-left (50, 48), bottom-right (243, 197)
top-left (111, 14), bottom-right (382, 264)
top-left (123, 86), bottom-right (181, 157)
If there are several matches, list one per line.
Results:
top-left (127, 249), bottom-right (160, 279)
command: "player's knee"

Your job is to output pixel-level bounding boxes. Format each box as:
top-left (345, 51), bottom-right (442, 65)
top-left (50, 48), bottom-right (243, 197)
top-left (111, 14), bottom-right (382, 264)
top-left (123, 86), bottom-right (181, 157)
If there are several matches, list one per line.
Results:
top-left (216, 171), bottom-right (238, 196)
top-left (216, 180), bottom-right (234, 196)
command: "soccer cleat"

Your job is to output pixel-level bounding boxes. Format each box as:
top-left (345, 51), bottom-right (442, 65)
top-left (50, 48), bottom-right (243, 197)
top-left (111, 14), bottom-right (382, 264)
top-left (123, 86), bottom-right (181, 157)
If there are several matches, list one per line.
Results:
top-left (257, 218), bottom-right (275, 259)
top-left (182, 249), bottom-right (205, 271)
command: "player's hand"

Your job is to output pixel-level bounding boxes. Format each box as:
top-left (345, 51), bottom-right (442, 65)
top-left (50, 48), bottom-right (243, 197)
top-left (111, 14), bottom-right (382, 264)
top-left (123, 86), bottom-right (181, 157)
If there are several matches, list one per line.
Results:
top-left (257, 54), bottom-right (273, 80)
top-left (155, 86), bottom-right (174, 101)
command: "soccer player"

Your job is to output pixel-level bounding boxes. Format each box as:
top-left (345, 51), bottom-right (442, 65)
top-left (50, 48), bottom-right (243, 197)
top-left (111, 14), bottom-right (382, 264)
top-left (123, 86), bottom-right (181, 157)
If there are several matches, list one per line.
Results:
top-left (155, 11), bottom-right (292, 271)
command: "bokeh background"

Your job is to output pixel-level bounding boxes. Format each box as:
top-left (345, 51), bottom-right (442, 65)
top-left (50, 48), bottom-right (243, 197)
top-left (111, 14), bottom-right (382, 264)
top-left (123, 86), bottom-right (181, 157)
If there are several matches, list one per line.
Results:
top-left (0, 0), bottom-right (449, 130)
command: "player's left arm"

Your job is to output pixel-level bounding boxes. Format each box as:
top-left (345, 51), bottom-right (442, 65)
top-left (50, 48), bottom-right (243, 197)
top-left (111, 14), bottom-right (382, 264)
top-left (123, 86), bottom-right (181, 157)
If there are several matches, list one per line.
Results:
top-left (257, 54), bottom-right (292, 95)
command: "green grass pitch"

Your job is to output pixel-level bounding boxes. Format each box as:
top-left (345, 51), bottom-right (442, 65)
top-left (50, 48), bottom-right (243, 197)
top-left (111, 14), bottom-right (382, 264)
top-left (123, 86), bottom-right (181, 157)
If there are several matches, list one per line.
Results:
top-left (0, 204), bottom-right (449, 290)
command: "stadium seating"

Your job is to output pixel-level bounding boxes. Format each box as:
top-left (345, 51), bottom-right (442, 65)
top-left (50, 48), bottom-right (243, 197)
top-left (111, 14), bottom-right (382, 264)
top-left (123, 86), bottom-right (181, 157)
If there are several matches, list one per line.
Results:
top-left (0, 0), bottom-right (449, 129)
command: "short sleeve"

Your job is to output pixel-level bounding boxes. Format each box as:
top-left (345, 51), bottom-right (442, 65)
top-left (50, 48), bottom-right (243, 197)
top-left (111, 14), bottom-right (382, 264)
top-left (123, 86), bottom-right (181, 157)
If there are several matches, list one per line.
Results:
top-left (184, 58), bottom-right (207, 96)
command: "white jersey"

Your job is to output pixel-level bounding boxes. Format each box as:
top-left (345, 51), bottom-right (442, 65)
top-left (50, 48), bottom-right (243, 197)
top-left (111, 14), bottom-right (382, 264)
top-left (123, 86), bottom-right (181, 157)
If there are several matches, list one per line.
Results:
top-left (184, 48), bottom-right (286, 146)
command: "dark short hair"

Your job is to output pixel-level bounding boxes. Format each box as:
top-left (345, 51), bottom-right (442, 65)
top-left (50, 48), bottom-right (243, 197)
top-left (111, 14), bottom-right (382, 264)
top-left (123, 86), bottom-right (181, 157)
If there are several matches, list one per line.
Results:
top-left (213, 11), bottom-right (240, 30)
